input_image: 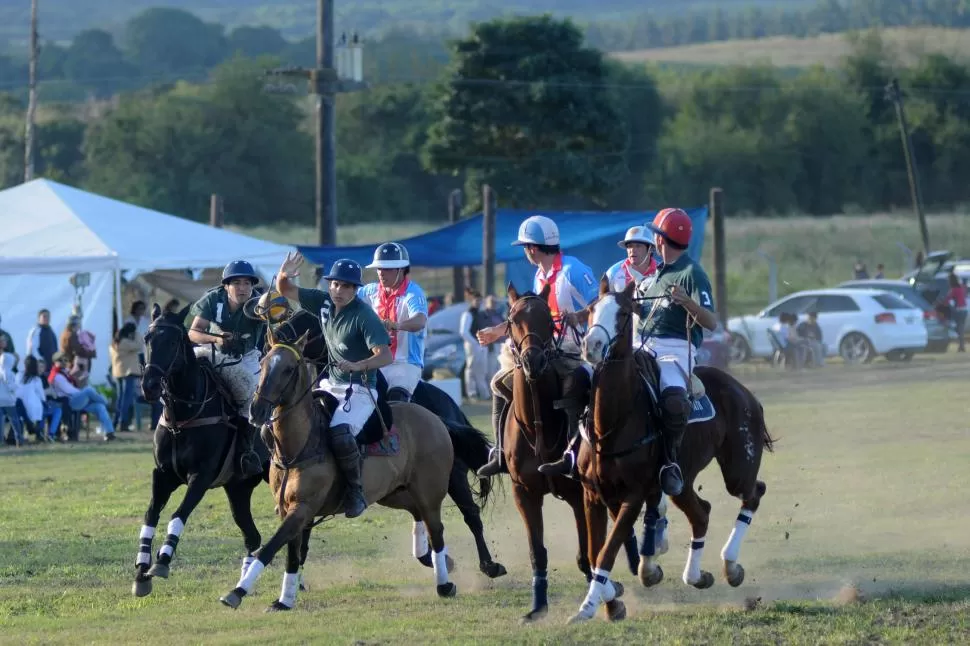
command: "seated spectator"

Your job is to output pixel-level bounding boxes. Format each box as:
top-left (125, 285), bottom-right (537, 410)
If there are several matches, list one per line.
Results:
top-left (796, 311), bottom-right (826, 367)
top-left (770, 312), bottom-right (808, 370)
top-left (60, 314), bottom-right (97, 388)
top-left (15, 355), bottom-right (48, 441)
top-left (48, 351), bottom-right (115, 442)
top-left (0, 336), bottom-right (23, 445)
top-left (874, 264), bottom-right (885, 279)
top-left (36, 359), bottom-right (64, 441)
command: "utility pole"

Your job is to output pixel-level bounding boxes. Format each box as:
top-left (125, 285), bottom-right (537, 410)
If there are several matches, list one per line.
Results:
top-left (209, 194), bottom-right (224, 228)
top-left (710, 188), bottom-right (728, 326)
top-left (265, 1), bottom-right (367, 247)
top-left (482, 185), bottom-right (496, 296)
top-left (448, 190), bottom-right (464, 303)
top-left (885, 78), bottom-right (931, 256)
top-left (24, 0), bottom-right (38, 182)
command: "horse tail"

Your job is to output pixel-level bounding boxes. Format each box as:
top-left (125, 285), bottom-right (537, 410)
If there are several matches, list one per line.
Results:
top-left (446, 422), bottom-right (495, 509)
top-left (758, 402), bottom-right (776, 453)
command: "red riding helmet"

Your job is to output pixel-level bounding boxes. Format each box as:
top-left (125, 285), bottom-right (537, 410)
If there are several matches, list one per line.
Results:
top-left (648, 208), bottom-right (692, 247)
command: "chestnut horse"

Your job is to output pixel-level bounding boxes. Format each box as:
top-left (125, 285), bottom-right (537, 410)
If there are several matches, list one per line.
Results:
top-left (568, 280), bottom-right (774, 623)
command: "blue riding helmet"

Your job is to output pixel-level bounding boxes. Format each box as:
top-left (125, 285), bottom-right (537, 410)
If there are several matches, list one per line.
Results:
top-left (222, 260), bottom-right (260, 285)
top-left (366, 242), bottom-right (410, 270)
top-left (324, 258), bottom-right (364, 287)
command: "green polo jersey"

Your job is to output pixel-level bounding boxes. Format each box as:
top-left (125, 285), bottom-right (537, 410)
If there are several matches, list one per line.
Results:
top-left (189, 286), bottom-right (265, 354)
top-left (297, 287), bottom-right (390, 387)
top-left (637, 254), bottom-right (715, 350)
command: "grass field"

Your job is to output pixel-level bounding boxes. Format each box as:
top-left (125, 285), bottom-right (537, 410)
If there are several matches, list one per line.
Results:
top-left (611, 27), bottom-right (970, 69)
top-left (2, 354), bottom-right (969, 643)
top-left (235, 211), bottom-right (970, 313)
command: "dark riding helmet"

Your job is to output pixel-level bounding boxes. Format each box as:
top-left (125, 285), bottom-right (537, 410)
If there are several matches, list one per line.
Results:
top-left (323, 258), bottom-right (364, 287)
top-left (222, 260), bottom-right (260, 285)
top-left (366, 242), bottom-right (410, 270)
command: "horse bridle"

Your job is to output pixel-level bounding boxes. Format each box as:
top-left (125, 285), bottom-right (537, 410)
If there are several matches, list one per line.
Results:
top-left (253, 342), bottom-right (315, 425)
top-left (506, 295), bottom-right (557, 379)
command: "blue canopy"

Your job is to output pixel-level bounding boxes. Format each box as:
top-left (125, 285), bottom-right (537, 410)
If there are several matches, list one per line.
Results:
top-left (299, 207), bottom-right (708, 292)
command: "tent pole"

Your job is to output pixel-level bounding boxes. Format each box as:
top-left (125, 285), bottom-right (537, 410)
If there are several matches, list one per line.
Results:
top-left (114, 264), bottom-right (123, 333)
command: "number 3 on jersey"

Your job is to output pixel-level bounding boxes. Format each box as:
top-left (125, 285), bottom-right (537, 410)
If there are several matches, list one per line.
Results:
top-left (699, 291), bottom-right (713, 308)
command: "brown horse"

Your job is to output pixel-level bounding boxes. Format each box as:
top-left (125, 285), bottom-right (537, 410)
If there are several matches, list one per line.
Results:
top-left (568, 279), bottom-right (773, 623)
top-left (499, 284), bottom-right (626, 622)
top-left (218, 330), bottom-right (458, 611)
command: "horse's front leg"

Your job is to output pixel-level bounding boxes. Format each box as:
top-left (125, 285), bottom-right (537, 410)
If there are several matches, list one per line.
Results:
top-left (512, 483), bottom-right (549, 623)
top-left (132, 467), bottom-right (179, 597)
top-left (569, 496), bottom-right (642, 624)
top-left (266, 535), bottom-right (304, 612)
top-left (638, 490), bottom-right (666, 587)
top-left (147, 471), bottom-right (217, 579)
top-left (220, 503), bottom-right (313, 609)
top-left (224, 480), bottom-right (263, 587)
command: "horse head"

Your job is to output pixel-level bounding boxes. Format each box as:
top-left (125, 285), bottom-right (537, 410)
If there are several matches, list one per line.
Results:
top-left (250, 326), bottom-right (310, 427)
top-left (142, 302), bottom-right (193, 401)
top-left (506, 282), bottom-right (556, 381)
top-left (583, 278), bottom-right (637, 366)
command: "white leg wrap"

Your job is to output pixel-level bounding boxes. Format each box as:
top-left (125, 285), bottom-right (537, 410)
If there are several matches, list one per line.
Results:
top-left (721, 510), bottom-right (754, 562)
top-left (139, 525), bottom-right (156, 540)
top-left (237, 559), bottom-right (265, 593)
top-left (577, 568), bottom-right (614, 619)
top-left (412, 521), bottom-right (428, 559)
top-left (166, 518), bottom-right (185, 537)
top-left (136, 525), bottom-right (155, 566)
top-left (279, 572), bottom-right (300, 608)
top-left (241, 555), bottom-right (257, 580)
top-left (683, 537), bottom-right (705, 585)
top-left (432, 546), bottom-right (449, 585)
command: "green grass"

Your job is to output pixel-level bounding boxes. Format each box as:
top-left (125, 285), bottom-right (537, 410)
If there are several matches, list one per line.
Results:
top-left (3, 354), bottom-right (970, 643)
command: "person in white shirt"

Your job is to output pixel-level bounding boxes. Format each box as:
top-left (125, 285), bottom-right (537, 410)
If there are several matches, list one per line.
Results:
top-left (459, 290), bottom-right (490, 400)
top-left (48, 351), bottom-right (116, 441)
top-left (0, 336), bottom-right (24, 445)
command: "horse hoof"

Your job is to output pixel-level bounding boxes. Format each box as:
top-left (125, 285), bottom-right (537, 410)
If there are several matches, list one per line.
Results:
top-left (132, 578), bottom-right (152, 597)
top-left (480, 561), bottom-right (507, 579)
top-left (265, 600), bottom-right (292, 612)
top-left (445, 554), bottom-right (456, 573)
top-left (220, 588), bottom-right (245, 609)
top-left (611, 581), bottom-right (625, 599)
top-left (299, 583), bottom-right (308, 592)
top-left (724, 561), bottom-right (745, 588)
top-left (606, 599), bottom-right (627, 622)
top-left (436, 582), bottom-right (457, 598)
top-left (147, 563), bottom-right (169, 579)
top-left (417, 551), bottom-right (433, 568)
top-left (638, 563), bottom-right (664, 587)
top-left (691, 571), bottom-right (715, 590)
top-left (566, 611), bottom-right (591, 625)
top-left (522, 606), bottom-right (548, 624)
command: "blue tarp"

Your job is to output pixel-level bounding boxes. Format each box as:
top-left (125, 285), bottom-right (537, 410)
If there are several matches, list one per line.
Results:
top-left (299, 207), bottom-right (708, 292)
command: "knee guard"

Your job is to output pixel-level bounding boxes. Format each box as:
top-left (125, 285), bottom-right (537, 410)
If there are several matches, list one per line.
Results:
top-left (659, 387), bottom-right (690, 450)
top-left (386, 386), bottom-right (411, 403)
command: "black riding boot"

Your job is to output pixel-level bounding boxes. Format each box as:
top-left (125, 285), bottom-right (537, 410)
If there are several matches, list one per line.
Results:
top-left (537, 407), bottom-right (582, 478)
top-left (476, 393), bottom-right (508, 478)
top-left (330, 424), bottom-right (368, 518)
top-left (238, 422), bottom-right (263, 478)
top-left (658, 387), bottom-right (691, 497)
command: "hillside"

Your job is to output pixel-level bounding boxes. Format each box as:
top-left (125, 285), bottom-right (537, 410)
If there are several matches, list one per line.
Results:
top-left (612, 27), bottom-right (970, 69)
top-left (0, 0), bottom-right (812, 43)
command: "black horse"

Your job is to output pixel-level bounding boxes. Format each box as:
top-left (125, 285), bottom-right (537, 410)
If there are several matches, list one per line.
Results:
top-left (131, 304), bottom-right (272, 597)
top-left (273, 310), bottom-right (507, 578)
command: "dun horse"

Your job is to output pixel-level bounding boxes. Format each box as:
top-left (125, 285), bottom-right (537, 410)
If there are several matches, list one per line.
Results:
top-left (569, 280), bottom-right (774, 623)
top-left (219, 329), bottom-right (465, 610)
top-left (272, 309), bottom-right (506, 578)
top-left (131, 304), bottom-right (270, 598)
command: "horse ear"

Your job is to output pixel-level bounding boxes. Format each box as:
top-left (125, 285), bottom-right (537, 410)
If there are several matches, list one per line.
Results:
top-left (266, 324), bottom-right (277, 347)
top-left (151, 303), bottom-right (162, 321)
top-left (295, 330), bottom-right (310, 352)
top-left (176, 304), bottom-right (191, 325)
top-left (507, 282), bottom-right (519, 303)
top-left (599, 275), bottom-right (611, 297)
top-left (538, 282), bottom-right (551, 302)
top-left (622, 280), bottom-right (636, 299)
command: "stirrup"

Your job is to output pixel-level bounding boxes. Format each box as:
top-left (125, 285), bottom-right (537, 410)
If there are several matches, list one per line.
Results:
top-left (659, 463), bottom-right (684, 497)
top-left (476, 448), bottom-right (504, 477)
top-left (538, 450), bottom-right (575, 477)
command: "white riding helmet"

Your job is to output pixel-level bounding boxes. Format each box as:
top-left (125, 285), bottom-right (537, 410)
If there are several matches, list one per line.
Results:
top-left (618, 225), bottom-right (653, 249)
top-left (367, 242), bottom-right (410, 269)
top-left (512, 215), bottom-right (560, 247)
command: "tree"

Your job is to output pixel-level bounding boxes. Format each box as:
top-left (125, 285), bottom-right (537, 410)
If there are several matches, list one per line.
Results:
top-left (423, 15), bottom-right (628, 209)
top-left (227, 26), bottom-right (288, 58)
top-left (64, 29), bottom-right (136, 96)
top-left (122, 8), bottom-right (227, 77)
top-left (0, 100), bottom-right (85, 189)
top-left (83, 57), bottom-right (313, 225)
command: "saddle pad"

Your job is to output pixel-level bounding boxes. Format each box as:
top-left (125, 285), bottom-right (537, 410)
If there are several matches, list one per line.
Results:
top-left (363, 425), bottom-right (401, 457)
top-left (688, 395), bottom-right (716, 425)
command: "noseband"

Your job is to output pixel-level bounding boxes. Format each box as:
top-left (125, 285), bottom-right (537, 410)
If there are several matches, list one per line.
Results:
top-left (506, 296), bottom-right (557, 379)
top-left (253, 343), bottom-right (314, 423)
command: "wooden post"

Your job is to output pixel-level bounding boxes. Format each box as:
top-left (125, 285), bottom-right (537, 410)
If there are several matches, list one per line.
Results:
top-left (448, 190), bottom-right (464, 303)
top-left (710, 187), bottom-right (728, 326)
top-left (209, 194), bottom-right (224, 228)
top-left (24, 0), bottom-right (38, 182)
top-left (886, 78), bottom-right (930, 256)
top-left (482, 185), bottom-right (496, 296)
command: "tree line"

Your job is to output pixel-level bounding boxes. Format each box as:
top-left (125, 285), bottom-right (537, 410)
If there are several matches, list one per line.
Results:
top-left (2, 18), bottom-right (970, 227)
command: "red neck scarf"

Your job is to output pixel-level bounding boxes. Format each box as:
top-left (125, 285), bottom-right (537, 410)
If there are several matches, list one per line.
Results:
top-left (622, 257), bottom-right (657, 285)
top-left (537, 254), bottom-right (564, 324)
top-left (377, 278), bottom-right (409, 355)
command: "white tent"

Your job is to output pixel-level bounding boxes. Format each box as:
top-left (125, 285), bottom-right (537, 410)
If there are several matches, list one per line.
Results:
top-left (0, 179), bottom-right (295, 383)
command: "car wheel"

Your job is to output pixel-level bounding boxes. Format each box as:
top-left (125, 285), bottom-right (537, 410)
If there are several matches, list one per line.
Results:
top-left (886, 349), bottom-right (914, 362)
top-left (729, 335), bottom-right (751, 363)
top-left (839, 332), bottom-right (874, 364)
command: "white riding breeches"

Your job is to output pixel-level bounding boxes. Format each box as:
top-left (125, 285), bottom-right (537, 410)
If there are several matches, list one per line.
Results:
top-left (639, 337), bottom-right (695, 392)
top-left (315, 378), bottom-right (377, 437)
top-left (194, 347), bottom-right (260, 417)
top-left (380, 362), bottom-right (422, 398)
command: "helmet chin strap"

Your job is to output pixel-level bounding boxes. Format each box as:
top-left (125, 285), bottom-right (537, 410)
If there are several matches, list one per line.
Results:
top-left (382, 269), bottom-right (405, 291)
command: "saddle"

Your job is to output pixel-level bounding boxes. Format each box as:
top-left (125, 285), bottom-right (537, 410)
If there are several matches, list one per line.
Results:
top-left (194, 358), bottom-right (241, 421)
top-left (633, 352), bottom-right (714, 425)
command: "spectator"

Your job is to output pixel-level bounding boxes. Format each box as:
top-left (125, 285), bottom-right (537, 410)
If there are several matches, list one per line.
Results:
top-left (26, 308), bottom-right (58, 376)
top-left (163, 298), bottom-right (182, 315)
top-left (0, 312), bottom-right (16, 360)
top-left (482, 295), bottom-right (506, 379)
top-left (48, 351), bottom-right (115, 442)
top-left (125, 301), bottom-right (151, 341)
top-left (459, 290), bottom-right (490, 400)
top-left (59, 314), bottom-right (97, 388)
top-left (874, 264), bottom-right (885, 279)
top-left (941, 272), bottom-right (967, 352)
top-left (770, 313), bottom-right (808, 370)
top-left (853, 262), bottom-right (869, 280)
top-left (0, 335), bottom-right (23, 445)
top-left (15, 355), bottom-right (48, 441)
top-left (110, 323), bottom-right (143, 431)
top-left (35, 359), bottom-right (64, 441)
top-left (796, 311), bottom-right (826, 367)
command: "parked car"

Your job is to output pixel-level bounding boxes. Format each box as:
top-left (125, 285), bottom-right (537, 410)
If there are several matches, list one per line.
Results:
top-left (838, 279), bottom-right (949, 352)
top-left (727, 288), bottom-right (928, 364)
top-left (696, 322), bottom-right (731, 370)
top-left (421, 303), bottom-right (469, 383)
top-left (901, 250), bottom-right (970, 304)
